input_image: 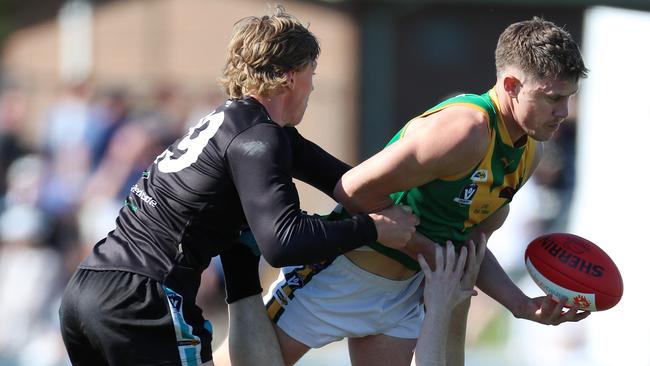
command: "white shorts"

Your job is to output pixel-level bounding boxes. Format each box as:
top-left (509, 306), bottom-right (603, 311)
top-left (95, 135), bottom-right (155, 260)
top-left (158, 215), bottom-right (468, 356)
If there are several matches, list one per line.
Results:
top-left (264, 255), bottom-right (425, 348)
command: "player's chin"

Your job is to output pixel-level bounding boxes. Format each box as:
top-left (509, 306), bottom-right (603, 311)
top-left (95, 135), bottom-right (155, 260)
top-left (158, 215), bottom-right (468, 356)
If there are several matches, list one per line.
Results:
top-left (530, 130), bottom-right (555, 142)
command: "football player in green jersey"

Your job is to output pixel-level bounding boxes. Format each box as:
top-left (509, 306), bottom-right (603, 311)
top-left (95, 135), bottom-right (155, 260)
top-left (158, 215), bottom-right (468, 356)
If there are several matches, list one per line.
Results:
top-left (264, 17), bottom-right (591, 366)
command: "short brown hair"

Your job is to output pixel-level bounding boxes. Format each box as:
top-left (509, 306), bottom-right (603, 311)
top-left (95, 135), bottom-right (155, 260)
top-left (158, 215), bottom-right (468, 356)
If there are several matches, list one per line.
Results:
top-left (221, 6), bottom-right (320, 98)
top-left (495, 17), bottom-right (588, 81)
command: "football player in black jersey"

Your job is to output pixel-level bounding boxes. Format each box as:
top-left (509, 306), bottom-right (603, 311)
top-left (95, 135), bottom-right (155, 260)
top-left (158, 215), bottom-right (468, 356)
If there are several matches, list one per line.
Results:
top-left (59, 6), bottom-right (419, 366)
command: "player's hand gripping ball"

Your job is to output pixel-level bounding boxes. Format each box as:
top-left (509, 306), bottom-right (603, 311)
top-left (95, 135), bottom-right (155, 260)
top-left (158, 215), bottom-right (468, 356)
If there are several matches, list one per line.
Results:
top-left (525, 233), bottom-right (623, 311)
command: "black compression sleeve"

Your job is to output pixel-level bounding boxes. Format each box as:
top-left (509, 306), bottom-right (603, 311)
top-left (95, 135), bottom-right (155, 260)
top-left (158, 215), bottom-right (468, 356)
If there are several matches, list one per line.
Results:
top-left (284, 127), bottom-right (351, 199)
top-left (226, 124), bottom-right (377, 267)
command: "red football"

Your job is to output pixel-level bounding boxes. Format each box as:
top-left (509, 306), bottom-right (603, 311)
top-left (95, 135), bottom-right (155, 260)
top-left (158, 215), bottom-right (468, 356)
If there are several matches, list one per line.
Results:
top-left (524, 233), bottom-right (623, 311)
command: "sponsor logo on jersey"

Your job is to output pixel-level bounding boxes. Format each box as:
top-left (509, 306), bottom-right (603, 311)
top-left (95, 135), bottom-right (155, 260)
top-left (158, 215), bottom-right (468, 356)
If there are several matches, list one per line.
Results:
top-left (130, 184), bottom-right (158, 208)
top-left (473, 203), bottom-right (491, 216)
top-left (470, 169), bottom-right (489, 182)
top-left (454, 183), bottom-right (478, 205)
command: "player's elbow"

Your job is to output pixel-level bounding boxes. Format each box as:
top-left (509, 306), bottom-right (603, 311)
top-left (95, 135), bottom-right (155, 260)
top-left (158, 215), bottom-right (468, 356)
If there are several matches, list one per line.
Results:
top-left (334, 177), bottom-right (389, 214)
top-left (262, 248), bottom-right (288, 268)
top-left (258, 235), bottom-right (298, 268)
top-left (257, 240), bottom-right (286, 268)
top-left (333, 178), bottom-right (353, 205)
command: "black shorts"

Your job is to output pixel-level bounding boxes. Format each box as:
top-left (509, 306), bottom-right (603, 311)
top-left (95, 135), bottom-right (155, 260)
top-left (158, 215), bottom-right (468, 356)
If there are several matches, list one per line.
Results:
top-left (59, 268), bottom-right (213, 366)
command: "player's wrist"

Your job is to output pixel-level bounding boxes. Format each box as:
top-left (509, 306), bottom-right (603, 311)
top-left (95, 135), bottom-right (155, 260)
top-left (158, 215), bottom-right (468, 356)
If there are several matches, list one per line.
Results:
top-left (507, 295), bottom-right (531, 319)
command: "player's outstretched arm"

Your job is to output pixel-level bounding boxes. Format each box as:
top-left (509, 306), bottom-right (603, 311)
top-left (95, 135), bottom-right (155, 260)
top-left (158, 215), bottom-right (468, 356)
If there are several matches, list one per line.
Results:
top-left (476, 248), bottom-right (591, 326)
top-left (512, 294), bottom-right (591, 326)
top-left (414, 243), bottom-right (476, 366)
top-left (334, 107), bottom-right (490, 215)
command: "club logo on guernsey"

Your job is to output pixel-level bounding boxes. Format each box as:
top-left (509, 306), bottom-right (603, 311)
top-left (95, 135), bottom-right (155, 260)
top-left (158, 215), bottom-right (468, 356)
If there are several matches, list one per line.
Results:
top-left (454, 183), bottom-right (478, 205)
top-left (470, 169), bottom-right (489, 182)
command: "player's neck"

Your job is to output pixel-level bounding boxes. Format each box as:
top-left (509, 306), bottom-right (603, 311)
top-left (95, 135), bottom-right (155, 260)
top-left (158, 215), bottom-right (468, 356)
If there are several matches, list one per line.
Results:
top-left (495, 86), bottom-right (527, 145)
top-left (249, 93), bottom-right (291, 127)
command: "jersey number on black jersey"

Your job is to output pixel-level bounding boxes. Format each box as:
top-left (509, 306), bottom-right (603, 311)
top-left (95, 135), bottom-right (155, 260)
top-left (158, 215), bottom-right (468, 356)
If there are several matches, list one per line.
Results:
top-left (155, 111), bottom-right (224, 173)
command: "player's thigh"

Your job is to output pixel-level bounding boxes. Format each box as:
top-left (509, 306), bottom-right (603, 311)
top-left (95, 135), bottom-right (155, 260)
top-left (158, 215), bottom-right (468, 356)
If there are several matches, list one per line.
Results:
top-left (275, 324), bottom-right (311, 365)
top-left (348, 334), bottom-right (416, 366)
top-left (60, 278), bottom-right (109, 366)
top-left (75, 269), bottom-right (210, 365)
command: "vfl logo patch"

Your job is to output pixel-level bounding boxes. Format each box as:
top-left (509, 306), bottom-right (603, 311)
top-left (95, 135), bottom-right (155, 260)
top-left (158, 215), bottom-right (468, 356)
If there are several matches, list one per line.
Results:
top-left (284, 262), bottom-right (328, 289)
top-left (454, 183), bottom-right (478, 205)
top-left (470, 169), bottom-right (489, 182)
top-left (165, 291), bottom-right (183, 313)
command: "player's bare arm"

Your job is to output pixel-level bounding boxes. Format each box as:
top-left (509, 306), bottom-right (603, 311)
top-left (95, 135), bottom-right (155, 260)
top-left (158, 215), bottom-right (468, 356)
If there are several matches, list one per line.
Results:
top-left (334, 106), bottom-right (491, 214)
top-left (470, 146), bottom-right (589, 326)
top-left (414, 244), bottom-right (475, 366)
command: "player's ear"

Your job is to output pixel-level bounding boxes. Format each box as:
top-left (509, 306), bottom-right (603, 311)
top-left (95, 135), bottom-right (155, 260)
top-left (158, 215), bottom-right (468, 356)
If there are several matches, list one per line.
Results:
top-left (286, 70), bottom-right (296, 90)
top-left (502, 75), bottom-right (521, 98)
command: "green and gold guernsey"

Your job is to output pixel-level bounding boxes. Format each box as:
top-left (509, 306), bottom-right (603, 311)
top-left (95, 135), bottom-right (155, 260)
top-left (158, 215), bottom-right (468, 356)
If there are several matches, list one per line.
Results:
top-left (351, 88), bottom-right (537, 270)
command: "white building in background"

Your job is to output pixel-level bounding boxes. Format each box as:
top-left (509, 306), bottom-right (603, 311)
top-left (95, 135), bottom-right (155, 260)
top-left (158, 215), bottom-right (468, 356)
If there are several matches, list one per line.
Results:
top-left (569, 6), bottom-right (650, 366)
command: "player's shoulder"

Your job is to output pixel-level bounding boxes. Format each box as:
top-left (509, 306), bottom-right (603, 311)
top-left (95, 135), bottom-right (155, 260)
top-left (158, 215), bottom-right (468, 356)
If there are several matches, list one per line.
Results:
top-left (406, 107), bottom-right (489, 169)
top-left (440, 103), bottom-right (490, 126)
top-left (423, 105), bottom-right (490, 150)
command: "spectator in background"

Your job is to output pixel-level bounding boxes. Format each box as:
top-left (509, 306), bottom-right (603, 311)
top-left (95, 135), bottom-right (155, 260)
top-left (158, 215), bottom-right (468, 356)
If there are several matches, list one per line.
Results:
top-left (39, 80), bottom-right (93, 218)
top-left (0, 156), bottom-right (68, 366)
top-left (0, 86), bottom-right (30, 206)
top-left (85, 87), bottom-right (131, 169)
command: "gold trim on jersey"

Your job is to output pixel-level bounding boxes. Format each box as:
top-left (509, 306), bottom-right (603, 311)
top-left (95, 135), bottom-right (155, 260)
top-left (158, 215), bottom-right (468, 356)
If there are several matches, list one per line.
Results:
top-left (400, 103), bottom-right (491, 140)
top-left (462, 89), bottom-right (537, 230)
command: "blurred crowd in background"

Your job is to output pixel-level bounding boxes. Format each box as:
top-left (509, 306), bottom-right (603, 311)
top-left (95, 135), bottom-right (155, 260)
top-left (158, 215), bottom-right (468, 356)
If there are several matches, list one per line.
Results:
top-left (0, 78), bottom-right (230, 366)
top-left (0, 75), bottom-right (578, 365)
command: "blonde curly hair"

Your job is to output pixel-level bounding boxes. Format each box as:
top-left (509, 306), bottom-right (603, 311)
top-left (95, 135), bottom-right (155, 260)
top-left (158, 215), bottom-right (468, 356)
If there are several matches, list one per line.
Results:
top-left (221, 6), bottom-right (320, 98)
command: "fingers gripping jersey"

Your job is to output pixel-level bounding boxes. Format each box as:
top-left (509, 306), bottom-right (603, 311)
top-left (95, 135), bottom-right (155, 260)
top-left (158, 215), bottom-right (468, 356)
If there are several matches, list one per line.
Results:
top-left (81, 97), bottom-right (377, 295)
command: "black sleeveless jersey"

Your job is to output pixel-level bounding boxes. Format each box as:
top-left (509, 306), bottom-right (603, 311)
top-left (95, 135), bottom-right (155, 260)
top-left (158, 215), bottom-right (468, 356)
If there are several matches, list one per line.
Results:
top-left (80, 97), bottom-right (376, 285)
